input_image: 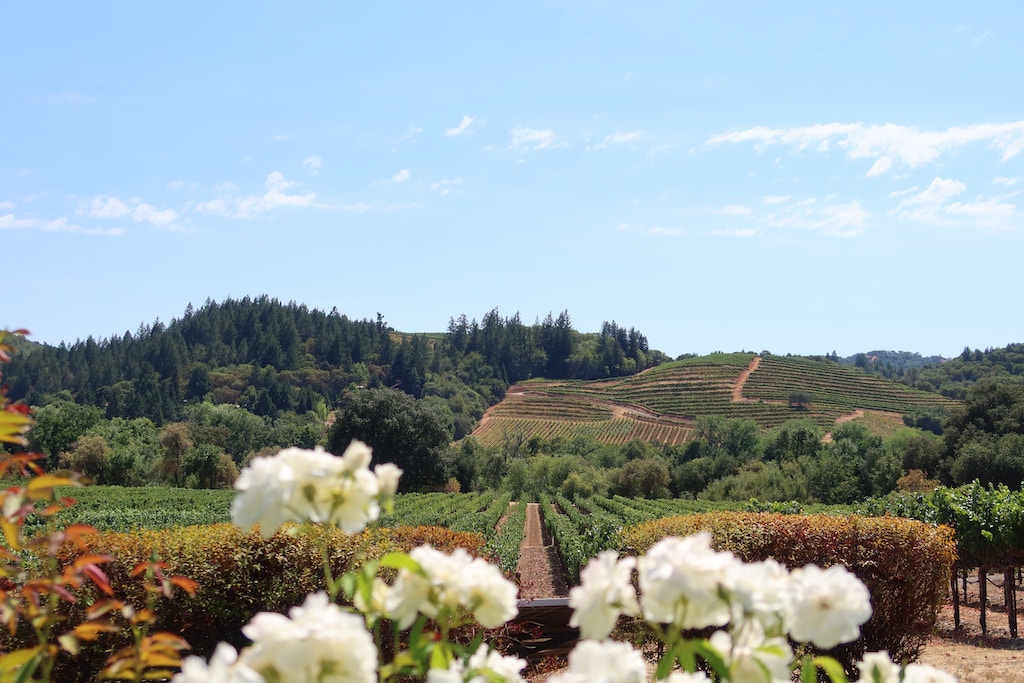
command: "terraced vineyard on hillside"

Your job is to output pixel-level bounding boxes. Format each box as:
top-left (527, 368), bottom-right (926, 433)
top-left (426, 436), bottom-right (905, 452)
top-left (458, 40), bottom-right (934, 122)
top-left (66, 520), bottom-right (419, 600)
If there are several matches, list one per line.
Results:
top-left (471, 352), bottom-right (960, 447)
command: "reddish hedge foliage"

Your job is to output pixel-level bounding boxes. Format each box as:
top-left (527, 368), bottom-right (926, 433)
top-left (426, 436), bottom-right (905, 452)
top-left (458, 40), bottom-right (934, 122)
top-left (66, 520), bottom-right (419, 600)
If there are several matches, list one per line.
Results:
top-left (51, 524), bottom-right (486, 682)
top-left (620, 512), bottom-right (956, 667)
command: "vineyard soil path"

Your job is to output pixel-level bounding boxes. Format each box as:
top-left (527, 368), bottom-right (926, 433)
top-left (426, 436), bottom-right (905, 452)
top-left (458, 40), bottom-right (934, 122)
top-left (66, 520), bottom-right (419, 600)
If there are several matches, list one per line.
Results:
top-left (731, 355), bottom-right (761, 402)
top-left (515, 503), bottom-right (569, 600)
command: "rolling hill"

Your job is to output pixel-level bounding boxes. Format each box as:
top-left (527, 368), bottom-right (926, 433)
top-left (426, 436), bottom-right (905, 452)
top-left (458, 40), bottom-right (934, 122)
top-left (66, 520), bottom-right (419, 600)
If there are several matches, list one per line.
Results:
top-left (471, 352), bottom-right (959, 447)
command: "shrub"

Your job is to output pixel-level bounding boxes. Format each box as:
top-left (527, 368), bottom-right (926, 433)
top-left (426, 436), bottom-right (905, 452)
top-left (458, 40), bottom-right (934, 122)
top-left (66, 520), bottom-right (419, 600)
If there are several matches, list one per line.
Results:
top-left (619, 512), bottom-right (955, 669)
top-left (52, 523), bottom-right (486, 681)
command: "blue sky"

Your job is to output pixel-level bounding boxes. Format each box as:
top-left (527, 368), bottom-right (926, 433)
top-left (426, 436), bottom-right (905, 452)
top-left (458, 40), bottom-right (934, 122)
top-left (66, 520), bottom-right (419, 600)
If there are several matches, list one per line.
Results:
top-left (3, 2), bottom-right (1023, 359)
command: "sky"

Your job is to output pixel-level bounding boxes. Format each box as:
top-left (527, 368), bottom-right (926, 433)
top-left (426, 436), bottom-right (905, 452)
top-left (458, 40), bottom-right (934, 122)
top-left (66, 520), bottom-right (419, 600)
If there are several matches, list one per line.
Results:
top-left (2, 2), bottom-right (1023, 360)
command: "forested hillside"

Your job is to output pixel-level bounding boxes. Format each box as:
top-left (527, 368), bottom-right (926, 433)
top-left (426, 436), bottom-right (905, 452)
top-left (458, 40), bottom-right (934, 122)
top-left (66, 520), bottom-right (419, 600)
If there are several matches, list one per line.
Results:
top-left (838, 344), bottom-right (1024, 400)
top-left (6, 297), bottom-right (667, 434)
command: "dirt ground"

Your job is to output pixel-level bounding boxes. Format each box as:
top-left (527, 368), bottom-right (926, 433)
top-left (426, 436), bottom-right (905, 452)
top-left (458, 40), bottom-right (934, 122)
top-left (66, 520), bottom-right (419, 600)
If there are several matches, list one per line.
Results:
top-left (915, 571), bottom-right (1024, 682)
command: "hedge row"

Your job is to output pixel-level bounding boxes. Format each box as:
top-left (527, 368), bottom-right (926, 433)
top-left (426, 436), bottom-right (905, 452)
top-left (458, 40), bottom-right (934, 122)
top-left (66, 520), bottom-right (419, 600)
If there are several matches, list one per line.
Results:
top-left (50, 523), bottom-right (486, 682)
top-left (619, 512), bottom-right (956, 668)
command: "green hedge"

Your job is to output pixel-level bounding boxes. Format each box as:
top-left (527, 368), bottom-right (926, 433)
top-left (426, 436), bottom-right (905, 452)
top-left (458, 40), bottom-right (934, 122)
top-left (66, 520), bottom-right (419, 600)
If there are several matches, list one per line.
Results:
top-left (620, 512), bottom-right (955, 669)
top-left (50, 523), bottom-right (486, 682)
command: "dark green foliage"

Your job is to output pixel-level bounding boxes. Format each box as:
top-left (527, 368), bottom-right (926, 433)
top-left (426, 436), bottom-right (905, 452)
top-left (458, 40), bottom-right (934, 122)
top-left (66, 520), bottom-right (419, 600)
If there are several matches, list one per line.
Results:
top-left (942, 380), bottom-right (1024, 487)
top-left (327, 387), bottom-right (454, 491)
top-left (7, 299), bottom-right (666, 455)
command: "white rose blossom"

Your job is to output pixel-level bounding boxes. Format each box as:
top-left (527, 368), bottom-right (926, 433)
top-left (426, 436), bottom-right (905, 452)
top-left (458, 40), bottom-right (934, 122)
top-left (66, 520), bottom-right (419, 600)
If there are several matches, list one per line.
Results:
top-left (172, 642), bottom-right (263, 683)
top-left (709, 623), bottom-right (793, 683)
top-left (548, 639), bottom-right (647, 683)
top-left (386, 545), bottom-right (518, 629)
top-left (787, 563), bottom-right (872, 648)
top-left (661, 672), bottom-right (712, 683)
top-left (855, 651), bottom-right (958, 683)
top-left (569, 550), bottom-right (640, 640)
top-left (465, 643), bottom-right (527, 683)
top-left (241, 592), bottom-right (377, 683)
top-left (901, 664), bottom-right (959, 683)
top-left (638, 532), bottom-right (739, 629)
top-left (230, 442), bottom-right (401, 537)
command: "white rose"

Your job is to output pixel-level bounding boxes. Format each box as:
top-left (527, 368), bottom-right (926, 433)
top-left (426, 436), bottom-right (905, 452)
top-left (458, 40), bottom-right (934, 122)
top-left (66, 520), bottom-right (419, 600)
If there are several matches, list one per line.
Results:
top-left (569, 550), bottom-right (639, 640)
top-left (548, 640), bottom-right (647, 683)
top-left (855, 651), bottom-right (900, 683)
top-left (661, 672), bottom-right (711, 683)
top-left (709, 624), bottom-right (792, 683)
top-left (787, 563), bottom-right (872, 648)
top-left (230, 454), bottom-right (298, 538)
top-left (727, 557), bottom-right (790, 630)
top-left (231, 442), bottom-right (400, 537)
top-left (242, 592), bottom-right (377, 683)
top-left (466, 644), bottom-right (527, 683)
top-left (901, 664), bottom-right (959, 683)
top-left (638, 533), bottom-right (738, 629)
top-left (172, 643), bottom-right (264, 683)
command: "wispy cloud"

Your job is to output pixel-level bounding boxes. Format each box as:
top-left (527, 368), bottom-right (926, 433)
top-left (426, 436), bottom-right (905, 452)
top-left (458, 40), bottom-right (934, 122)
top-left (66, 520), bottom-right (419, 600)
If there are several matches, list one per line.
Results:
top-left (707, 121), bottom-right (1024, 176)
top-left (83, 196), bottom-right (178, 226)
top-left (763, 195), bottom-right (790, 205)
top-left (711, 228), bottom-right (758, 238)
top-left (0, 201), bottom-right (14, 210)
top-left (587, 130), bottom-right (644, 151)
top-left (993, 176), bottom-right (1019, 187)
top-left (303, 155), bottom-right (323, 175)
top-left (717, 205), bottom-right (751, 216)
top-left (0, 213), bottom-right (123, 236)
top-left (273, 133), bottom-right (295, 142)
top-left (766, 198), bottom-right (871, 237)
top-left (509, 126), bottom-right (564, 151)
top-left (392, 169), bottom-right (410, 183)
top-left (430, 178), bottom-right (463, 195)
top-left (889, 176), bottom-right (1017, 228)
top-left (196, 172), bottom-right (317, 218)
top-left (617, 223), bottom-right (685, 236)
top-left (445, 116), bottom-right (477, 137)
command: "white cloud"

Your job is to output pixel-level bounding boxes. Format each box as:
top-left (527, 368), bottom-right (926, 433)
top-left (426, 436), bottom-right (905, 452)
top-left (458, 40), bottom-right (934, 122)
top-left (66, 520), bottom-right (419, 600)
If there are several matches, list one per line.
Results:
top-left (0, 201), bottom-right (14, 210)
top-left (763, 195), bottom-right (790, 205)
top-left (993, 176), bottom-right (1019, 187)
top-left (712, 228), bottom-right (758, 238)
top-left (132, 203), bottom-right (177, 226)
top-left (392, 169), bottom-right (410, 183)
top-left (445, 116), bottom-right (476, 137)
top-left (888, 176), bottom-right (1017, 228)
top-left (587, 130), bottom-right (644, 151)
top-left (767, 198), bottom-right (871, 237)
top-left (0, 214), bottom-right (35, 230)
top-left (198, 172), bottom-right (317, 218)
top-left (717, 205), bottom-right (751, 216)
top-left (273, 133), bottom-right (294, 142)
top-left (86, 196), bottom-right (131, 218)
top-left (303, 155), bottom-right (323, 174)
top-left (429, 178), bottom-right (463, 195)
top-left (617, 223), bottom-right (685, 236)
top-left (166, 180), bottom-right (185, 190)
top-left (0, 213), bottom-right (123, 236)
top-left (83, 195), bottom-right (177, 226)
top-left (394, 127), bottom-right (423, 145)
top-left (707, 121), bottom-right (1024, 175)
top-left (866, 156), bottom-right (892, 177)
top-left (509, 126), bottom-right (563, 151)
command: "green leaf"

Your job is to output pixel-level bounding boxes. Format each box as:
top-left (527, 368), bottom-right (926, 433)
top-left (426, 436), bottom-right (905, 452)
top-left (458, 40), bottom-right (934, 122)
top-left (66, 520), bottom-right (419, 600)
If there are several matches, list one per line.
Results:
top-left (812, 655), bottom-right (850, 683)
top-left (378, 552), bottom-right (421, 572)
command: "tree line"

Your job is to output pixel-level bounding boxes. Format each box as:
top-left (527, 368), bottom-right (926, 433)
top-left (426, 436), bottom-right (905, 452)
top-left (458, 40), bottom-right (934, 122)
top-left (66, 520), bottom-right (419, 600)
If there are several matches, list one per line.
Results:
top-left (6, 297), bottom-right (668, 436)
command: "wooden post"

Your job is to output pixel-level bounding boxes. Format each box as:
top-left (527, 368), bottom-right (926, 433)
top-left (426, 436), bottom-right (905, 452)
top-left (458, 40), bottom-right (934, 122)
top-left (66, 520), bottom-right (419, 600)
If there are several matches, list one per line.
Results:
top-left (951, 569), bottom-right (960, 630)
top-left (1005, 567), bottom-right (1018, 639)
top-left (979, 566), bottom-right (988, 634)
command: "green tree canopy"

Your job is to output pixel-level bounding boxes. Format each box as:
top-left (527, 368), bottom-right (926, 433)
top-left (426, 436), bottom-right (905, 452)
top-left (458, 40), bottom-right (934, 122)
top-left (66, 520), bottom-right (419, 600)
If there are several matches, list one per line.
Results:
top-left (327, 388), bottom-right (454, 491)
